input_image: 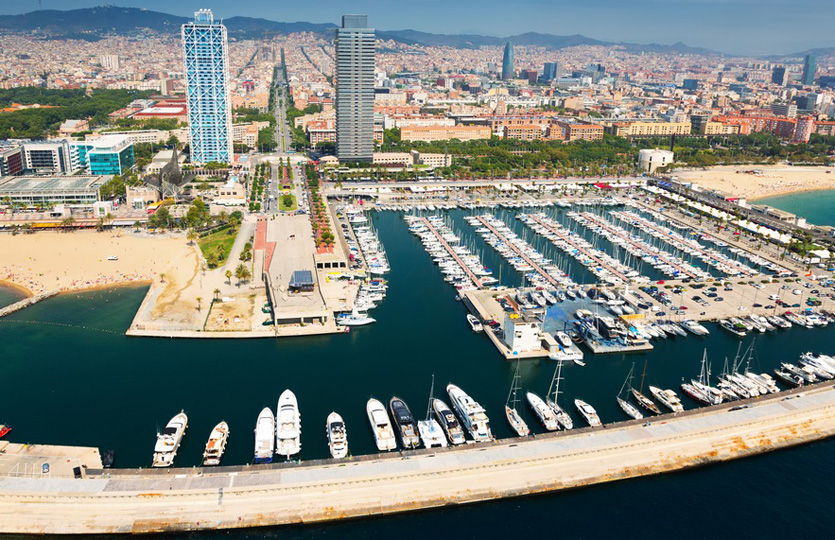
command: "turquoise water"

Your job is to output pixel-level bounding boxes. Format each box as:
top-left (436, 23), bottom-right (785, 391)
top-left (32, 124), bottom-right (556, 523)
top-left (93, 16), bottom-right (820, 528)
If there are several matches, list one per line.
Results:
top-left (756, 189), bottom-right (835, 227)
top-left (2, 211), bottom-right (835, 538)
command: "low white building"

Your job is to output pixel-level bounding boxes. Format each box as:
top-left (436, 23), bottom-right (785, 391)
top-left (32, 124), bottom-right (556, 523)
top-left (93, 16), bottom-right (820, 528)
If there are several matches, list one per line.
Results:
top-left (503, 312), bottom-right (543, 354)
top-left (638, 149), bottom-right (674, 172)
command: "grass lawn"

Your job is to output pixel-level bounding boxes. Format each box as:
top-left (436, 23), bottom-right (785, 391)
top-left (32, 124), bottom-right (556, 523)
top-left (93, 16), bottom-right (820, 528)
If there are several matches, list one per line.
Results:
top-left (279, 194), bottom-right (298, 212)
top-left (199, 226), bottom-right (239, 267)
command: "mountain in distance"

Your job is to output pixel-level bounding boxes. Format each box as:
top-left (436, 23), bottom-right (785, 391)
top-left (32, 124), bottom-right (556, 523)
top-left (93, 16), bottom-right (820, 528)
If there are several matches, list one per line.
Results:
top-left (0, 5), bottom-right (722, 55)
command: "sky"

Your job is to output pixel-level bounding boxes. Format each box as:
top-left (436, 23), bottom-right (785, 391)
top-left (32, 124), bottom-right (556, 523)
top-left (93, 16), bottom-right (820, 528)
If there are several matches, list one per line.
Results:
top-left (2, 0), bottom-right (835, 56)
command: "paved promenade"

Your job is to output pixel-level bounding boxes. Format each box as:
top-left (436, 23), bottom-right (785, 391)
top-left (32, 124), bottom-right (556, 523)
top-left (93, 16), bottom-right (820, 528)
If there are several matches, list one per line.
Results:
top-left (2, 383), bottom-right (835, 534)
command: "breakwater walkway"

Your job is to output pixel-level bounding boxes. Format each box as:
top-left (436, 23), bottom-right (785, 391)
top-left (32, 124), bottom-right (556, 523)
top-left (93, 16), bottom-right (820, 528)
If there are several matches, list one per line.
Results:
top-left (0, 290), bottom-right (58, 318)
top-left (2, 383), bottom-right (835, 534)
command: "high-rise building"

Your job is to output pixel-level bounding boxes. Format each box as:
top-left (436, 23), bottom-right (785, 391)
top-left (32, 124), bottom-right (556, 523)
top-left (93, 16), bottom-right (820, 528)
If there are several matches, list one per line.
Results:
top-left (182, 9), bottom-right (233, 165)
top-left (335, 14), bottom-right (375, 163)
top-left (501, 42), bottom-right (514, 80)
top-left (771, 66), bottom-right (787, 86)
top-left (99, 55), bottom-right (120, 70)
top-left (542, 62), bottom-right (560, 82)
top-left (72, 136), bottom-right (135, 176)
top-left (802, 54), bottom-right (817, 86)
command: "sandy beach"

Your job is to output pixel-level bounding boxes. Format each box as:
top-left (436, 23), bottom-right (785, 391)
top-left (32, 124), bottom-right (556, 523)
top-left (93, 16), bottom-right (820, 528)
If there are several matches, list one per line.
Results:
top-left (673, 164), bottom-right (835, 200)
top-left (0, 230), bottom-right (193, 296)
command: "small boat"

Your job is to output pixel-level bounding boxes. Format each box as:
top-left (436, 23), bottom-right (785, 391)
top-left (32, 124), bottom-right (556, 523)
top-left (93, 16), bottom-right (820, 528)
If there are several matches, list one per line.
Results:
top-left (617, 397), bottom-right (643, 420)
top-left (417, 376), bottom-right (449, 448)
top-left (773, 369), bottom-right (804, 387)
top-left (202, 421), bottom-right (229, 467)
top-left (337, 308), bottom-right (376, 326)
top-left (466, 314), bottom-right (484, 332)
top-left (254, 407), bottom-right (275, 464)
top-left (720, 319), bottom-right (747, 337)
top-left (432, 398), bottom-right (466, 445)
top-left (276, 390), bottom-right (301, 459)
top-left (327, 412), bottom-right (349, 459)
top-left (505, 361), bottom-right (531, 437)
top-left (649, 386), bottom-right (684, 413)
top-left (389, 397), bottom-right (420, 449)
top-left (0, 424), bottom-right (10, 439)
top-left (447, 383), bottom-right (493, 442)
top-left (574, 399), bottom-right (602, 427)
top-left (152, 411), bottom-right (188, 468)
top-left (631, 388), bottom-right (662, 415)
top-left (367, 398), bottom-right (397, 451)
top-left (526, 391), bottom-right (560, 431)
top-left (681, 319), bottom-right (710, 336)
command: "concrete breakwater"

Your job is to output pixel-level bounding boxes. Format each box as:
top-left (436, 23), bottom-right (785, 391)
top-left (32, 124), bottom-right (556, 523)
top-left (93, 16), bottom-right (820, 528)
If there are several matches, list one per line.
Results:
top-left (0, 290), bottom-right (58, 318)
top-left (1, 383), bottom-right (835, 535)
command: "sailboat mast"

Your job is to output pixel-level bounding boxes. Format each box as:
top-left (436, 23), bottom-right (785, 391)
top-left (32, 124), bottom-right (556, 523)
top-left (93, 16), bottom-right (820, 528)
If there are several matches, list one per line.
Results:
top-left (425, 374), bottom-right (435, 421)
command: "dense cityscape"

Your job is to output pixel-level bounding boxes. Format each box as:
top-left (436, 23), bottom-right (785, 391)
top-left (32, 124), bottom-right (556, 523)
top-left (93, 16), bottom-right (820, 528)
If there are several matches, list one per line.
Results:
top-left (4, 3), bottom-right (835, 537)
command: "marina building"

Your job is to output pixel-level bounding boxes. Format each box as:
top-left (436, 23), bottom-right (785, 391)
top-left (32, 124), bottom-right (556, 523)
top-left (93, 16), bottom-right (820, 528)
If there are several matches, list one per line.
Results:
top-left (182, 9), bottom-right (233, 165)
top-left (0, 175), bottom-right (110, 207)
top-left (335, 15), bottom-right (376, 163)
top-left (503, 312), bottom-right (543, 354)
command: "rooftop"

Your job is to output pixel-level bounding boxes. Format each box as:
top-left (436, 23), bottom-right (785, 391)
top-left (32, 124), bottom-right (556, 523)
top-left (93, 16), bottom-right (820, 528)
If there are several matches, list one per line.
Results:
top-left (0, 175), bottom-right (110, 195)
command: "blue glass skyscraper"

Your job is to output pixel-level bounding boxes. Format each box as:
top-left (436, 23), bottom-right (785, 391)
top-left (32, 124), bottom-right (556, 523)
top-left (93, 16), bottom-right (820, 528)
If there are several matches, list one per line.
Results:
top-left (501, 42), bottom-right (514, 80)
top-left (182, 9), bottom-right (233, 165)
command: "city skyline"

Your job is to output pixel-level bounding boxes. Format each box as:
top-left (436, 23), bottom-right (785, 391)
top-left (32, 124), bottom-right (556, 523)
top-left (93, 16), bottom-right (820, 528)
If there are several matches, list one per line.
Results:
top-left (1, 1), bottom-right (834, 56)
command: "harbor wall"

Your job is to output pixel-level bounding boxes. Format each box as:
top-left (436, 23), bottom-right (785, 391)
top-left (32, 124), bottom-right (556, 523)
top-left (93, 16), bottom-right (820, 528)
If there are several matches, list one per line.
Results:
top-left (2, 384), bottom-right (835, 534)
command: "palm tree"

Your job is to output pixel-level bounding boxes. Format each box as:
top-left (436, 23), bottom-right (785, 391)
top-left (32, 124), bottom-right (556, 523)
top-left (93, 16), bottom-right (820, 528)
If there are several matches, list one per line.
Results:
top-left (225, 269), bottom-right (232, 284)
top-left (186, 229), bottom-right (198, 245)
top-left (61, 216), bottom-right (76, 231)
top-left (160, 273), bottom-right (166, 283)
top-left (234, 263), bottom-right (250, 285)
top-left (104, 212), bottom-right (114, 229)
top-left (213, 288), bottom-right (221, 302)
top-left (196, 296), bottom-right (202, 311)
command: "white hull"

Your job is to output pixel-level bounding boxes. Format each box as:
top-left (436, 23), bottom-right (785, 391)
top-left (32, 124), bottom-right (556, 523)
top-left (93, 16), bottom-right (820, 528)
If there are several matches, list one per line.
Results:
top-left (254, 407), bottom-right (275, 463)
top-left (367, 398), bottom-right (397, 451)
top-left (202, 421), bottom-right (229, 467)
top-left (327, 412), bottom-right (349, 459)
top-left (276, 390), bottom-right (301, 458)
top-left (152, 412), bottom-right (188, 468)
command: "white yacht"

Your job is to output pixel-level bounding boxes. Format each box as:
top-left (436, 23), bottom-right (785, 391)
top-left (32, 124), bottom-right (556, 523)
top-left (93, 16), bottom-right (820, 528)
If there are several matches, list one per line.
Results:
top-left (617, 397), bottom-right (643, 420)
top-left (681, 319), bottom-right (710, 336)
top-left (574, 399), bottom-right (602, 427)
top-left (366, 398), bottom-right (397, 451)
top-left (275, 390), bottom-right (301, 459)
top-left (466, 314), bottom-right (484, 332)
top-left (337, 308), bottom-right (376, 326)
top-left (649, 386), bottom-right (684, 413)
top-left (432, 398), bottom-right (466, 445)
top-left (447, 384), bottom-right (493, 442)
top-left (202, 421), bottom-right (229, 467)
top-left (526, 391), bottom-right (560, 431)
top-left (417, 418), bottom-right (449, 448)
top-left (326, 412), bottom-right (348, 459)
top-left (152, 411), bottom-right (188, 468)
top-left (254, 407), bottom-right (275, 464)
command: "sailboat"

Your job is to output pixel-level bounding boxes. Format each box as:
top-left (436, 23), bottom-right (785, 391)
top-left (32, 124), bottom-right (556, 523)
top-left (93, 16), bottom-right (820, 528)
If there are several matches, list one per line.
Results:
top-left (417, 375), bottom-right (449, 448)
top-left (617, 364), bottom-right (644, 420)
top-left (631, 360), bottom-right (661, 415)
top-left (505, 361), bottom-right (531, 436)
top-left (545, 359), bottom-right (574, 430)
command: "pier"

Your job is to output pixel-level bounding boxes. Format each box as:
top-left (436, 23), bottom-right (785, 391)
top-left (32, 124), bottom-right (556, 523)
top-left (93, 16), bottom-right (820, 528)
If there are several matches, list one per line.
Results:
top-left (524, 213), bottom-right (630, 283)
top-left (573, 211), bottom-right (705, 280)
top-left (475, 215), bottom-right (560, 287)
top-left (0, 290), bottom-right (58, 319)
top-left (611, 210), bottom-right (757, 277)
top-left (2, 383), bottom-right (835, 534)
top-left (420, 217), bottom-right (484, 289)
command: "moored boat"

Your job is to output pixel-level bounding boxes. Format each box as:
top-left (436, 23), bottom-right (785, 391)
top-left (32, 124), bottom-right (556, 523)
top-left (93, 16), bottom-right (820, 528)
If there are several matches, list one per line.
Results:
top-left (526, 391), bottom-right (560, 431)
top-left (466, 314), bottom-right (484, 332)
top-left (326, 412), bottom-right (349, 459)
top-left (276, 390), bottom-right (301, 459)
top-left (0, 424), bottom-right (10, 439)
top-left (649, 386), bottom-right (684, 412)
top-left (617, 397), bottom-right (643, 420)
top-left (574, 399), bottom-right (602, 427)
top-left (447, 383), bottom-right (493, 442)
top-left (631, 388), bottom-right (662, 414)
top-left (253, 407), bottom-right (275, 464)
top-left (389, 397), bottom-right (420, 449)
top-left (202, 421), bottom-right (229, 467)
top-left (367, 398), bottom-right (397, 451)
top-left (432, 398), bottom-right (466, 445)
top-left (152, 411), bottom-right (188, 468)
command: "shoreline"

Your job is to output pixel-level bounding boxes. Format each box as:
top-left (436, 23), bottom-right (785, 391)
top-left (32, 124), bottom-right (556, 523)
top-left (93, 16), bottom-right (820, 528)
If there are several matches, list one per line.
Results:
top-left (0, 278), bottom-right (153, 303)
top-left (749, 185), bottom-right (835, 202)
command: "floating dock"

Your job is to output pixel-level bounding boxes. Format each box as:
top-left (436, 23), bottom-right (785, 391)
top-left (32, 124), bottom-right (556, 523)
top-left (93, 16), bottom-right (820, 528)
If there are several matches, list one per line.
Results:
top-left (2, 383), bottom-right (835, 534)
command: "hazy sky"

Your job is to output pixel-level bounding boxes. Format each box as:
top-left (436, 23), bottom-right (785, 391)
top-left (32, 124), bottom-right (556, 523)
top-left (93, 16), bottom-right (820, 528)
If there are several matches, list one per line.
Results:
top-left (3, 0), bottom-right (834, 55)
